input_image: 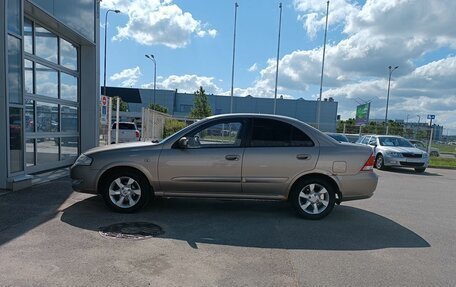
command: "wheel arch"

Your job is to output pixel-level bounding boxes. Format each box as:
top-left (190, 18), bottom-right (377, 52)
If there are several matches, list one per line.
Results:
top-left (97, 165), bottom-right (154, 195)
top-left (288, 173), bottom-right (342, 204)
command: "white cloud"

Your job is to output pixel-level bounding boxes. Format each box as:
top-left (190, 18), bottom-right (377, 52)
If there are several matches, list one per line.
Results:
top-left (101, 0), bottom-right (217, 48)
top-left (142, 74), bottom-right (223, 94)
top-left (248, 63), bottom-right (258, 72)
top-left (110, 66), bottom-right (142, 87)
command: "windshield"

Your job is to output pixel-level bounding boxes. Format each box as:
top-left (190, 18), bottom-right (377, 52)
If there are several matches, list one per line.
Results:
top-left (378, 137), bottom-right (413, 147)
top-left (328, 134), bottom-right (349, 142)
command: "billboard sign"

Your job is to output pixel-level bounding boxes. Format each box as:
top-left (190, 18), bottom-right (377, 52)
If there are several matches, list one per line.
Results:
top-left (100, 95), bottom-right (108, 124)
top-left (355, 103), bottom-right (370, 126)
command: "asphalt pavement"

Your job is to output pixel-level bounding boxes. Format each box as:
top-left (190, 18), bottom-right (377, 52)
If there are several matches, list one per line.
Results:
top-left (0, 168), bottom-right (455, 286)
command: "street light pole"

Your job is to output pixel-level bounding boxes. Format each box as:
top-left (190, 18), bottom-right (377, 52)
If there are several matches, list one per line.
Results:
top-left (316, 1), bottom-right (329, 130)
top-left (273, 3), bottom-right (283, 115)
top-left (230, 2), bottom-right (239, 114)
top-left (103, 9), bottom-right (120, 145)
top-left (384, 65), bottom-right (399, 134)
top-left (145, 54), bottom-right (157, 106)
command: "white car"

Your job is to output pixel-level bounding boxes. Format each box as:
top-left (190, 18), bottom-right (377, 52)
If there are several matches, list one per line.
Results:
top-left (357, 135), bottom-right (429, 173)
top-left (111, 122), bottom-right (140, 143)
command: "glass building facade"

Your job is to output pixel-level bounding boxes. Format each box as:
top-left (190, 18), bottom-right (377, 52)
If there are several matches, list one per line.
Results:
top-left (1, 0), bottom-right (99, 190)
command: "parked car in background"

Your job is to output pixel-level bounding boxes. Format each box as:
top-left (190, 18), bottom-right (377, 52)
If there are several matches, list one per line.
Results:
top-left (408, 139), bottom-right (439, 157)
top-left (111, 122), bottom-right (140, 144)
top-left (357, 135), bottom-right (428, 172)
top-left (344, 134), bottom-right (360, 143)
top-left (71, 114), bottom-right (378, 219)
top-left (325, 132), bottom-right (349, 143)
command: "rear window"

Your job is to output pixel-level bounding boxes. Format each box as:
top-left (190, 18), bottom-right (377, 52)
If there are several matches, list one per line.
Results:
top-left (112, 123), bottom-right (136, 130)
top-left (250, 118), bottom-right (314, 147)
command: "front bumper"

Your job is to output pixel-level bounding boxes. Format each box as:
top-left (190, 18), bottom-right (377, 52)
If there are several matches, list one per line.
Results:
top-left (383, 154), bottom-right (429, 168)
top-left (70, 165), bottom-right (99, 194)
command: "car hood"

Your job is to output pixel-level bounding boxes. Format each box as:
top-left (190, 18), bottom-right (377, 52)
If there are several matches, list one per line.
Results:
top-left (380, 146), bottom-right (425, 154)
top-left (84, 141), bottom-right (160, 155)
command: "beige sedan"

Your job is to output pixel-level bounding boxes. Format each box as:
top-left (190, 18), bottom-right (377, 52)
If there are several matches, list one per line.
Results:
top-left (71, 114), bottom-right (377, 219)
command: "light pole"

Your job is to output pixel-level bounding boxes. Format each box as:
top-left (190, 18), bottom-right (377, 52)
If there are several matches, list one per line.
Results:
top-left (273, 3), bottom-right (283, 115)
top-left (384, 65), bottom-right (399, 134)
top-left (103, 9), bottom-right (120, 145)
top-left (145, 54), bottom-right (157, 106)
top-left (230, 2), bottom-right (239, 114)
top-left (316, 1), bottom-right (329, 130)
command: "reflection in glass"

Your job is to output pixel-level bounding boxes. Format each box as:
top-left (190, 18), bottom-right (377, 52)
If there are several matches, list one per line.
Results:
top-left (36, 63), bottom-right (58, 98)
top-left (24, 18), bottom-right (33, 54)
top-left (35, 25), bottom-right (58, 63)
top-left (54, 0), bottom-right (95, 41)
top-left (61, 73), bottom-right (78, 101)
top-left (61, 106), bottom-right (78, 132)
top-left (25, 99), bottom-right (35, 132)
top-left (26, 139), bottom-right (35, 167)
top-left (9, 107), bottom-right (24, 173)
top-left (61, 137), bottom-right (79, 160)
top-left (7, 35), bottom-right (22, 104)
top-left (7, 0), bottom-right (21, 34)
top-left (25, 59), bottom-right (33, 94)
top-left (37, 138), bottom-right (59, 164)
top-left (37, 102), bottom-right (59, 132)
top-left (60, 38), bottom-right (78, 70)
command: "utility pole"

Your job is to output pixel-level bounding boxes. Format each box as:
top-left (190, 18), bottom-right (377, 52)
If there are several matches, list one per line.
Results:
top-left (273, 2), bottom-right (283, 115)
top-left (316, 1), bottom-right (329, 130)
top-left (230, 2), bottom-right (239, 114)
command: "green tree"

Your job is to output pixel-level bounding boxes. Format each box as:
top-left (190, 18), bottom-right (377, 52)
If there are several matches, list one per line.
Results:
top-left (111, 96), bottom-right (128, 112)
top-left (148, 103), bottom-right (168, 114)
top-left (164, 119), bottom-right (187, 137)
top-left (190, 86), bottom-right (212, 119)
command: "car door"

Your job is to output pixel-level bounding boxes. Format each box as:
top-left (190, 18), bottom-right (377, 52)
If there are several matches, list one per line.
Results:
top-left (241, 118), bottom-right (319, 198)
top-left (158, 118), bottom-right (246, 195)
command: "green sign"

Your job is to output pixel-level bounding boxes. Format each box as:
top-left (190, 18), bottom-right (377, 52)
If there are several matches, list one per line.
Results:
top-left (355, 103), bottom-right (370, 126)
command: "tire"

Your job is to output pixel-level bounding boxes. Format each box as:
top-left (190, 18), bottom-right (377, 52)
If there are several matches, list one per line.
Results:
top-left (290, 178), bottom-right (336, 220)
top-left (430, 151), bottom-right (439, 157)
top-left (100, 170), bottom-right (151, 213)
top-left (415, 167), bottom-right (426, 173)
top-left (375, 154), bottom-right (385, 170)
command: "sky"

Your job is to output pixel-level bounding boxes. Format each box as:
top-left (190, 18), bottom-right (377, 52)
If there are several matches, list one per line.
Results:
top-left (100, 0), bottom-right (456, 135)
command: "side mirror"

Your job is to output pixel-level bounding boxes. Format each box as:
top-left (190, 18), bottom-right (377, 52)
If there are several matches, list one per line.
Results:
top-left (178, 137), bottom-right (188, 149)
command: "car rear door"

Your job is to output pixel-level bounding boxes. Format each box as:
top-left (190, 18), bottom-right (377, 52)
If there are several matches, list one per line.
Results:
top-left (158, 118), bottom-right (246, 195)
top-left (241, 118), bottom-right (319, 198)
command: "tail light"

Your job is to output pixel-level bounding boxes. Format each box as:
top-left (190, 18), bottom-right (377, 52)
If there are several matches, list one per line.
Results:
top-left (361, 153), bottom-right (375, 171)
top-left (135, 130), bottom-right (140, 139)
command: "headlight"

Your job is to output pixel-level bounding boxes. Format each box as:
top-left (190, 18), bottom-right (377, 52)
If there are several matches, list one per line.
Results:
top-left (386, 151), bottom-right (403, 157)
top-left (74, 154), bottom-right (93, 166)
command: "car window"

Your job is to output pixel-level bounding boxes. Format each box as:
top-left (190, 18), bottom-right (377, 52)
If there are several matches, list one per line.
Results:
top-left (250, 118), bottom-right (314, 147)
top-left (361, 136), bottom-right (371, 144)
top-left (368, 137), bottom-right (377, 145)
top-left (186, 121), bottom-right (243, 148)
top-left (378, 137), bottom-right (413, 147)
top-left (112, 123), bottom-right (136, 130)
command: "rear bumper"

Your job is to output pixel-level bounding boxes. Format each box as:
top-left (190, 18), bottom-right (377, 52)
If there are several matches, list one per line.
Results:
top-left (336, 171), bottom-right (378, 202)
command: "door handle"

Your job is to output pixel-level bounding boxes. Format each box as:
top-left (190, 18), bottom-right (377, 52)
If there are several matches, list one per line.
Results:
top-left (225, 154), bottom-right (240, 161)
top-left (296, 154), bottom-right (310, 160)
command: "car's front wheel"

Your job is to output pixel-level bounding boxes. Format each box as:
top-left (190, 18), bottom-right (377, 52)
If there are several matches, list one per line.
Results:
top-left (375, 154), bottom-right (385, 170)
top-left (100, 170), bottom-right (151, 213)
top-left (290, 178), bottom-right (336, 220)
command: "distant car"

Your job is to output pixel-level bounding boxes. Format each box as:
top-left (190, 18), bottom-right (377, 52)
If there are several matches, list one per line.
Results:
top-left (71, 114), bottom-right (378, 219)
top-left (408, 139), bottom-right (439, 157)
top-left (344, 134), bottom-right (360, 143)
top-left (357, 135), bottom-right (428, 173)
top-left (111, 122), bottom-right (140, 143)
top-left (325, 132), bottom-right (349, 143)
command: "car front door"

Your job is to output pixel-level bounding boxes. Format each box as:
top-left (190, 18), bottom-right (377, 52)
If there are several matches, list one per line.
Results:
top-left (241, 118), bottom-right (319, 198)
top-left (158, 119), bottom-right (246, 195)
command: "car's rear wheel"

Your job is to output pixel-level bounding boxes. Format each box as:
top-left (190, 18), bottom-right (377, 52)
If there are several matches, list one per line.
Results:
top-left (101, 170), bottom-right (151, 213)
top-left (415, 167), bottom-right (426, 173)
top-left (290, 178), bottom-right (336, 220)
top-left (375, 154), bottom-right (385, 170)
